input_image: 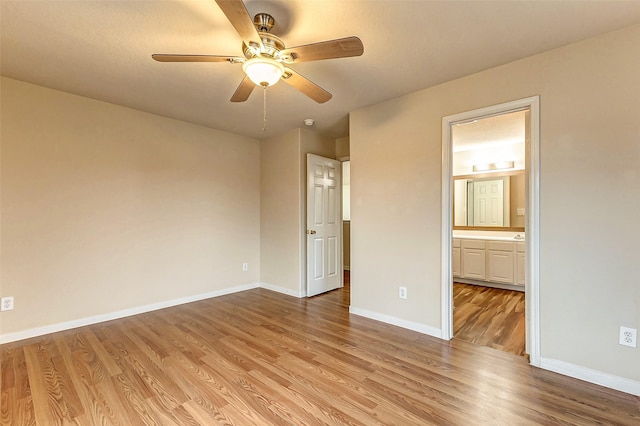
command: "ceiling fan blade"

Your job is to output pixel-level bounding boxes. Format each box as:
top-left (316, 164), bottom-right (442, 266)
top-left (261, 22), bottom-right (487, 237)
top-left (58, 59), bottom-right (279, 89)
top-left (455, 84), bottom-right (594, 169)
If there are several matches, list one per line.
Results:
top-left (230, 76), bottom-right (255, 102)
top-left (282, 68), bottom-right (332, 104)
top-left (152, 54), bottom-right (240, 63)
top-left (281, 36), bottom-right (364, 63)
top-left (215, 0), bottom-right (264, 51)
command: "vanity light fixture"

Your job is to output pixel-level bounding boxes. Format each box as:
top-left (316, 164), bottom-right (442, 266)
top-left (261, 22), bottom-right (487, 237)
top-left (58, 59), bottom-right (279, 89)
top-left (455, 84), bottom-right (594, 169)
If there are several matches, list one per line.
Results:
top-left (473, 160), bottom-right (515, 172)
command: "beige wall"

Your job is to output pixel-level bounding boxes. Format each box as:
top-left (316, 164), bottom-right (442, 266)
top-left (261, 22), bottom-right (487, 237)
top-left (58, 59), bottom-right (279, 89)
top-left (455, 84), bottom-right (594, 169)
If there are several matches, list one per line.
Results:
top-left (260, 128), bottom-right (335, 296)
top-left (336, 136), bottom-right (350, 159)
top-left (260, 129), bottom-right (302, 294)
top-left (0, 77), bottom-right (261, 337)
top-left (350, 24), bottom-right (640, 382)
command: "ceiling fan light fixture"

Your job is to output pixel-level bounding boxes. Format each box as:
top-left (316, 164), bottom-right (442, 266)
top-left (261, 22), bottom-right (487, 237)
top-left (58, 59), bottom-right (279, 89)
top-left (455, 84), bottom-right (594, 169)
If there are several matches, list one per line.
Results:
top-left (242, 58), bottom-right (284, 87)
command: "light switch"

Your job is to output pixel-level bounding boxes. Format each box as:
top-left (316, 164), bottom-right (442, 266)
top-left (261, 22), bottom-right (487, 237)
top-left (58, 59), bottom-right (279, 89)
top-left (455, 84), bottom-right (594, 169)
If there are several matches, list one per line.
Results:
top-left (517, 208), bottom-right (525, 216)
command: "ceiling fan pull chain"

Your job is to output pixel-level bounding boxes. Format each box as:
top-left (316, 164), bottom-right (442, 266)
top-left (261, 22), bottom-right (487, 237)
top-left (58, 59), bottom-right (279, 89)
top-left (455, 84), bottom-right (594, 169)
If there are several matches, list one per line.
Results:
top-left (262, 83), bottom-right (268, 132)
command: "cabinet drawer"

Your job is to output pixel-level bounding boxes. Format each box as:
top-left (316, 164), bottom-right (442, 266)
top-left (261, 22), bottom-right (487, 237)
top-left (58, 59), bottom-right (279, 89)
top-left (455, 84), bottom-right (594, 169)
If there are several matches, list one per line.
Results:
top-left (461, 239), bottom-right (485, 250)
top-left (487, 241), bottom-right (515, 252)
top-left (452, 238), bottom-right (461, 248)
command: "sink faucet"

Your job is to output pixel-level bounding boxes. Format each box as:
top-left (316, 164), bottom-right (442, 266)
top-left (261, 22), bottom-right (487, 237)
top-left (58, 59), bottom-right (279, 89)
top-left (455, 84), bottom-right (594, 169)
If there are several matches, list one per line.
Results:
top-left (514, 234), bottom-right (524, 240)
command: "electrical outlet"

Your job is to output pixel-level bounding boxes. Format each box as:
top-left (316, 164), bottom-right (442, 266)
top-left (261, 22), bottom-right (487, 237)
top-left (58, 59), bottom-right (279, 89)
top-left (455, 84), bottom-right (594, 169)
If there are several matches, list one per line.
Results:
top-left (399, 286), bottom-right (407, 299)
top-left (619, 327), bottom-right (637, 348)
top-left (242, 262), bottom-right (249, 272)
top-left (1, 297), bottom-right (14, 311)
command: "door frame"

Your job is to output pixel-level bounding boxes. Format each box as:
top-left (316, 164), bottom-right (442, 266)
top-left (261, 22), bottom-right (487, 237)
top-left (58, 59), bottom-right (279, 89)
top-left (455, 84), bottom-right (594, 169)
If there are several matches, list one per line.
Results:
top-left (440, 96), bottom-right (541, 366)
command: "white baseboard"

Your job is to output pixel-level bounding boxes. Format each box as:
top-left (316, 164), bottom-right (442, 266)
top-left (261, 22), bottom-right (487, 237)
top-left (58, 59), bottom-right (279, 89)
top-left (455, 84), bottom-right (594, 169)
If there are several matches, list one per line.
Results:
top-left (540, 357), bottom-right (640, 396)
top-left (0, 282), bottom-right (260, 344)
top-left (348, 305), bottom-right (442, 338)
top-left (259, 282), bottom-right (305, 298)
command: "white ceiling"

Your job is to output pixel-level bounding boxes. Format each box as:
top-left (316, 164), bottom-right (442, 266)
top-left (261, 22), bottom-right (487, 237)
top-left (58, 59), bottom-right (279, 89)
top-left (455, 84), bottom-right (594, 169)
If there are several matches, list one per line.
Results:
top-left (2, 1), bottom-right (640, 140)
top-left (453, 110), bottom-right (525, 153)
top-left (452, 110), bottom-right (526, 174)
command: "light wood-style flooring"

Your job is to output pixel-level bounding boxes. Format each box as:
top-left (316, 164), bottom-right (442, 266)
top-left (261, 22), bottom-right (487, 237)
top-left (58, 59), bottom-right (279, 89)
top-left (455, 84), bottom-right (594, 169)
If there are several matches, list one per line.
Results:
top-left (2, 278), bottom-right (639, 425)
top-left (453, 283), bottom-right (526, 356)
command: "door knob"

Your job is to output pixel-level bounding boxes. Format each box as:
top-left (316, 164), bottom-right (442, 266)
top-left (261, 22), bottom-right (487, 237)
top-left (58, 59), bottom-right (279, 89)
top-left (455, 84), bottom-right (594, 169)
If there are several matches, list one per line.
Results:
top-left (307, 230), bottom-right (316, 234)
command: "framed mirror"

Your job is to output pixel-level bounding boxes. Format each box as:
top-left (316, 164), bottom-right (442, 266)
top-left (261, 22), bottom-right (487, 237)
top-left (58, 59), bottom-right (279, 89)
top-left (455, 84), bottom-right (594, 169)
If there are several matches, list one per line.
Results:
top-left (453, 170), bottom-right (525, 231)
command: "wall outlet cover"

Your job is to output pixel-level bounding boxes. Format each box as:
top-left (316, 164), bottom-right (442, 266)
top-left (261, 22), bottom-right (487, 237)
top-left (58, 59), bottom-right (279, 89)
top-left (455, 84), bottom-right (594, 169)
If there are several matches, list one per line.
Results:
top-left (1, 297), bottom-right (14, 311)
top-left (619, 326), bottom-right (637, 348)
top-left (399, 286), bottom-right (407, 299)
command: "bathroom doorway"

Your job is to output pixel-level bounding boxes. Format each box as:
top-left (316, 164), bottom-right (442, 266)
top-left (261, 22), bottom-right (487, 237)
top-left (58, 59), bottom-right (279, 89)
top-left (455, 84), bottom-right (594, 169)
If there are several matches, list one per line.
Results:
top-left (451, 110), bottom-right (526, 356)
top-left (441, 97), bottom-right (540, 364)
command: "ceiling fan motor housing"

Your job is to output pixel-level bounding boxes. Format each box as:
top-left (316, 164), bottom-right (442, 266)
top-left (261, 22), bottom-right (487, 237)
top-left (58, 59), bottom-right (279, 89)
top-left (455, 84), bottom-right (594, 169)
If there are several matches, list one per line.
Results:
top-left (243, 33), bottom-right (285, 59)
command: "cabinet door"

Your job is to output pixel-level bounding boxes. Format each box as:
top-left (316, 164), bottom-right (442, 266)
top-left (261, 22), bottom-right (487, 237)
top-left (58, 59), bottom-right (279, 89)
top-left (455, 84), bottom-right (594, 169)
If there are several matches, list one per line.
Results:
top-left (515, 251), bottom-right (526, 286)
top-left (488, 250), bottom-right (514, 283)
top-left (452, 247), bottom-right (461, 278)
top-left (462, 248), bottom-right (485, 280)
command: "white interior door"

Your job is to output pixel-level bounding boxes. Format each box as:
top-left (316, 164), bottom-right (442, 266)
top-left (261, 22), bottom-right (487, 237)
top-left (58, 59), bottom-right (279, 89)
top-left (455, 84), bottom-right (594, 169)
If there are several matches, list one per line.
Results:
top-left (473, 179), bottom-right (504, 226)
top-left (307, 154), bottom-right (342, 296)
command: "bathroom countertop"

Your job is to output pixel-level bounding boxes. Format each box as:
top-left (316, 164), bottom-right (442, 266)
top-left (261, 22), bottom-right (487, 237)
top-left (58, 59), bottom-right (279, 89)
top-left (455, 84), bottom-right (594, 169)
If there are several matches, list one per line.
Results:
top-left (453, 235), bottom-right (525, 242)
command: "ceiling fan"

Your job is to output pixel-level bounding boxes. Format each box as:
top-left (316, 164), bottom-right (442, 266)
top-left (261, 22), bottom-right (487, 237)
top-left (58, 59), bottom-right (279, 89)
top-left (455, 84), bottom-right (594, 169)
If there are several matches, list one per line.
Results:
top-left (152, 0), bottom-right (364, 104)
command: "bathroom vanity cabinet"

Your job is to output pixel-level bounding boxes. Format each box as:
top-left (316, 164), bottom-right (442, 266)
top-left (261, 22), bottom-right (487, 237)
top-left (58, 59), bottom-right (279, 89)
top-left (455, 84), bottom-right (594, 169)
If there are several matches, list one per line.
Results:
top-left (452, 239), bottom-right (461, 277)
top-left (461, 239), bottom-right (486, 280)
top-left (515, 242), bottom-right (525, 286)
top-left (453, 237), bottom-right (525, 290)
top-left (487, 240), bottom-right (515, 283)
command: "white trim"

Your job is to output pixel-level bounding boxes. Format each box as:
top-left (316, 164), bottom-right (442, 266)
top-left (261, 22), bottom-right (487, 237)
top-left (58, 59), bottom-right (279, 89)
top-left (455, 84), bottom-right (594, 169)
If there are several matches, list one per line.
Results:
top-left (441, 118), bottom-right (454, 340)
top-left (260, 281), bottom-right (305, 298)
top-left (0, 282), bottom-right (260, 344)
top-left (441, 96), bottom-right (541, 363)
top-left (349, 306), bottom-right (442, 338)
top-left (540, 358), bottom-right (640, 396)
top-left (526, 97), bottom-right (541, 366)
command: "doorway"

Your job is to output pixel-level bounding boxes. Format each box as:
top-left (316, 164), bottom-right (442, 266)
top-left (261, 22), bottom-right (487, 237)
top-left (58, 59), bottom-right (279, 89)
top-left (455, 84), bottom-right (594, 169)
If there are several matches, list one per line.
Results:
top-left (441, 97), bottom-right (540, 365)
top-left (452, 110), bottom-right (526, 355)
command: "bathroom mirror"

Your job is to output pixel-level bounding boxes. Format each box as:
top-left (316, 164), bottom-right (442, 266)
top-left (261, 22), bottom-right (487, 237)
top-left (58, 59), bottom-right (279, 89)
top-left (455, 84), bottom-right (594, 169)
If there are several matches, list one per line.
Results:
top-left (453, 170), bottom-right (525, 231)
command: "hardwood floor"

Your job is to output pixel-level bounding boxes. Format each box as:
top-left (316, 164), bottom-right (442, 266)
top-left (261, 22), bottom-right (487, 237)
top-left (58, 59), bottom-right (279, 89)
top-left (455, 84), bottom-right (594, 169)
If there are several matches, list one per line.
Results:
top-left (453, 283), bottom-right (526, 356)
top-left (2, 279), bottom-right (639, 425)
